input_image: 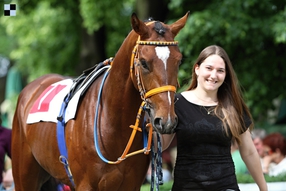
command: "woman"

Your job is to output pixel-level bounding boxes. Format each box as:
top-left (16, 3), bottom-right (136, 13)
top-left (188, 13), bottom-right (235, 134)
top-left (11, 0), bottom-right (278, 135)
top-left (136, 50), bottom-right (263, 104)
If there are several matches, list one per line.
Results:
top-left (161, 45), bottom-right (267, 191)
top-left (262, 132), bottom-right (286, 176)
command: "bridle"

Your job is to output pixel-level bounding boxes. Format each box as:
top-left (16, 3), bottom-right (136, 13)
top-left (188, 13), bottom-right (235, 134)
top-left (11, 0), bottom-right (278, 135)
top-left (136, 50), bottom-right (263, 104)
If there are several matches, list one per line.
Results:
top-left (130, 36), bottom-right (178, 102)
top-left (93, 35), bottom-right (179, 164)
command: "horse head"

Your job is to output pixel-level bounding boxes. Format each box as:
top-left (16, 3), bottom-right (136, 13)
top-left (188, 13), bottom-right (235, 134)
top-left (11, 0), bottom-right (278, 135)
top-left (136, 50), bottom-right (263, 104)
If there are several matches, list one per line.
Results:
top-left (130, 12), bottom-right (189, 134)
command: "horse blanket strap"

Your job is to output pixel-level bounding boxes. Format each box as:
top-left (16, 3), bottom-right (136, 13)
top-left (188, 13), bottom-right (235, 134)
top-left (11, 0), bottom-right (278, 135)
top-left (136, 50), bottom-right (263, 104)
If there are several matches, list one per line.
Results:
top-left (57, 93), bottom-right (75, 187)
top-left (56, 59), bottom-right (112, 188)
top-left (150, 133), bottom-right (163, 191)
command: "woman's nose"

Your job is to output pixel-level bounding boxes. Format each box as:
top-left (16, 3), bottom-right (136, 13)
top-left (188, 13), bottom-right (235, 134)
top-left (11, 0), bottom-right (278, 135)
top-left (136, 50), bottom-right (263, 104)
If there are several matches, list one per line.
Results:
top-left (210, 70), bottom-right (217, 78)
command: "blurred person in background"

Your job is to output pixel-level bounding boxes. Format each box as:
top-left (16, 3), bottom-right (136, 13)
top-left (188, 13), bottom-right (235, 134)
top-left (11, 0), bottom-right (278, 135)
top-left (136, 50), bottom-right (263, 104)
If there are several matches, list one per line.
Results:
top-left (262, 132), bottom-right (286, 176)
top-left (251, 128), bottom-right (267, 158)
top-left (0, 112), bottom-right (13, 190)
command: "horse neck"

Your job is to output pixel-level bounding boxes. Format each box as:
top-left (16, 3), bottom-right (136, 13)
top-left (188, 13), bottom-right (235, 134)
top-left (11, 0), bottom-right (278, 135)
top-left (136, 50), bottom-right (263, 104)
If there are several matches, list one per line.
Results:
top-left (112, 31), bottom-right (137, 77)
top-left (104, 31), bottom-right (142, 110)
top-left (92, 31), bottom-right (146, 143)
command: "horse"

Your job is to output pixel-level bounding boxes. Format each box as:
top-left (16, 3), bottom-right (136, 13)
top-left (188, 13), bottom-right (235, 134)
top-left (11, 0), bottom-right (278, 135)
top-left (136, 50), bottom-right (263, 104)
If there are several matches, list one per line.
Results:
top-left (11, 12), bottom-right (189, 191)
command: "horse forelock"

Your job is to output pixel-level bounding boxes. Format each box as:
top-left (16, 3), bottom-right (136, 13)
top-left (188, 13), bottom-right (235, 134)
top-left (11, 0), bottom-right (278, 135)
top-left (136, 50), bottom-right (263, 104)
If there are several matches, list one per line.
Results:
top-left (143, 18), bottom-right (167, 37)
top-left (154, 21), bottom-right (166, 36)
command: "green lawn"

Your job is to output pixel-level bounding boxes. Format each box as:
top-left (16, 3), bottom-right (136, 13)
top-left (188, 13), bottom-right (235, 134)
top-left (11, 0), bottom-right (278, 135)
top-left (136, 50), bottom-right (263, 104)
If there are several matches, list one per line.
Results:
top-left (141, 173), bottom-right (286, 190)
top-left (141, 182), bottom-right (173, 191)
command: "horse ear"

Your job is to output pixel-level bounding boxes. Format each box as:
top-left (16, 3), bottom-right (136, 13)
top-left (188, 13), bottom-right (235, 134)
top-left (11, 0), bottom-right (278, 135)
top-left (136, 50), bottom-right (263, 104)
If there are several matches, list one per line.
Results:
top-left (131, 13), bottom-right (149, 39)
top-left (169, 11), bottom-right (190, 37)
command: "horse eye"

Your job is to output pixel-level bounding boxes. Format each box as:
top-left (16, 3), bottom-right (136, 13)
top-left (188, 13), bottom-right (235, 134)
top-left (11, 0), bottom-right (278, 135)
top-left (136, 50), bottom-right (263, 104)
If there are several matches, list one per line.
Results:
top-left (140, 59), bottom-right (149, 69)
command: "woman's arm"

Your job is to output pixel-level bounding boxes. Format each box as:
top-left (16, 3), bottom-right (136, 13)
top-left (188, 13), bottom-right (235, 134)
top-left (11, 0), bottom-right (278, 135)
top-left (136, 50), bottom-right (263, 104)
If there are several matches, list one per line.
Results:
top-left (239, 129), bottom-right (268, 191)
top-left (261, 155), bottom-right (274, 174)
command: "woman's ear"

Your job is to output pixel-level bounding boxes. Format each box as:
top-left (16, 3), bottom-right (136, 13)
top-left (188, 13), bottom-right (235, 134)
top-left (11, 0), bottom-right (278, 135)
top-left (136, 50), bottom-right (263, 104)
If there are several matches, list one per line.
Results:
top-left (195, 64), bottom-right (199, 76)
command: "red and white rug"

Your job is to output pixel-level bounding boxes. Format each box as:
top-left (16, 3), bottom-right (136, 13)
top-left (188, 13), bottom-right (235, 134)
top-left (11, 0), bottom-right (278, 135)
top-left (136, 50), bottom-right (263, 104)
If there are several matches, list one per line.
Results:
top-left (26, 79), bottom-right (81, 124)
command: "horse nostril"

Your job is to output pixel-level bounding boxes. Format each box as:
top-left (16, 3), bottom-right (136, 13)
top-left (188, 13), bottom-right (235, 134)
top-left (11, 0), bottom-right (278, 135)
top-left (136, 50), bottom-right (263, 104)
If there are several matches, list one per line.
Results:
top-left (154, 116), bottom-right (178, 133)
top-left (154, 117), bottom-right (163, 131)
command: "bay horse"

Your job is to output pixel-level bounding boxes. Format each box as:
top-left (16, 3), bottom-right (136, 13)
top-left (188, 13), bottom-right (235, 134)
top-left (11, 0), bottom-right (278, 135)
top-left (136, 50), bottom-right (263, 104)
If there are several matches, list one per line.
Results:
top-left (12, 12), bottom-right (189, 191)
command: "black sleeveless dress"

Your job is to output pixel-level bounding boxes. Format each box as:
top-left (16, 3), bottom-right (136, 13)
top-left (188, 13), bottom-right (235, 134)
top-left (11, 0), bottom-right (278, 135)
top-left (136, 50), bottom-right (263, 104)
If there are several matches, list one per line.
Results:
top-left (172, 93), bottom-right (250, 191)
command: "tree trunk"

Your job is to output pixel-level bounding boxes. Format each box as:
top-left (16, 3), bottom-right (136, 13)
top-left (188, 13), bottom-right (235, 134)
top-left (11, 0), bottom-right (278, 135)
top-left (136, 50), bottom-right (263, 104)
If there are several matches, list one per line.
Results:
top-left (78, 26), bottom-right (106, 74)
top-left (135, 0), bottom-right (168, 21)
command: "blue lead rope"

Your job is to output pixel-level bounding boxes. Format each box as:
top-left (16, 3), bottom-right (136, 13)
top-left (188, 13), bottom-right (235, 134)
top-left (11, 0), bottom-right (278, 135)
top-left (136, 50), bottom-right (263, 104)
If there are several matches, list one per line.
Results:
top-left (150, 133), bottom-right (163, 191)
top-left (142, 107), bottom-right (149, 150)
top-left (93, 69), bottom-right (111, 163)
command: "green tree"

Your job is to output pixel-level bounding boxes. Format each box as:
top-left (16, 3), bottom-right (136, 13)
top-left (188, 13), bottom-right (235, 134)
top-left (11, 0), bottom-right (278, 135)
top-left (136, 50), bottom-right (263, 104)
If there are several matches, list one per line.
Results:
top-left (1, 1), bottom-right (81, 81)
top-left (167, 0), bottom-right (286, 123)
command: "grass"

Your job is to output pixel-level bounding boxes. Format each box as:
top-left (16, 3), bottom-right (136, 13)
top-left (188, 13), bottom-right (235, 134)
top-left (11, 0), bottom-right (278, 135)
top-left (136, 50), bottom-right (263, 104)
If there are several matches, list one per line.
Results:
top-left (141, 181), bottom-right (173, 191)
top-left (236, 173), bottom-right (286, 183)
top-left (140, 173), bottom-right (286, 190)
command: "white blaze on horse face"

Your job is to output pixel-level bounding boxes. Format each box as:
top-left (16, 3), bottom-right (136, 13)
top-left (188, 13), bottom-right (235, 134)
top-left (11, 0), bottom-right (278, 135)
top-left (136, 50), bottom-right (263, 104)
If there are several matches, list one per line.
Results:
top-left (155, 46), bottom-right (172, 106)
top-left (155, 46), bottom-right (170, 70)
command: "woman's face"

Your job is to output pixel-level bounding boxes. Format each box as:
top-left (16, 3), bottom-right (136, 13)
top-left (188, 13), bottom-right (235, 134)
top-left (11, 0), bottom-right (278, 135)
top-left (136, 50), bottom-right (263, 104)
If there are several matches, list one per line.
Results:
top-left (263, 145), bottom-right (273, 157)
top-left (195, 54), bottom-right (226, 92)
top-left (253, 137), bottom-right (265, 157)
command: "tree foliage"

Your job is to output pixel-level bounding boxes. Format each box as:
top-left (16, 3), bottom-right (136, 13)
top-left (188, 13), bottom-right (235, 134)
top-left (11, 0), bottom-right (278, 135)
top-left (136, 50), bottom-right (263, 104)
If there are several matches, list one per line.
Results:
top-left (1, 1), bottom-right (81, 81)
top-left (79, 0), bottom-right (136, 57)
top-left (0, 0), bottom-right (285, 124)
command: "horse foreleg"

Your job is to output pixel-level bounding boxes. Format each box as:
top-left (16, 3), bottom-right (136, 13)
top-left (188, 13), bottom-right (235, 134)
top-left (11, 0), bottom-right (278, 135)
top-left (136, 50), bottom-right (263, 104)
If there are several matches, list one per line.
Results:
top-left (98, 169), bottom-right (140, 191)
top-left (97, 171), bottom-right (124, 191)
top-left (73, 169), bottom-right (124, 191)
top-left (12, 139), bottom-right (50, 191)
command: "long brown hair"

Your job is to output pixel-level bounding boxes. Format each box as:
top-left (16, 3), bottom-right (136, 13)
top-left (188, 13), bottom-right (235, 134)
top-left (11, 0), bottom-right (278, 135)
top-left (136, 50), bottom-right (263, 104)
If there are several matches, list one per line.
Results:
top-left (187, 45), bottom-right (253, 144)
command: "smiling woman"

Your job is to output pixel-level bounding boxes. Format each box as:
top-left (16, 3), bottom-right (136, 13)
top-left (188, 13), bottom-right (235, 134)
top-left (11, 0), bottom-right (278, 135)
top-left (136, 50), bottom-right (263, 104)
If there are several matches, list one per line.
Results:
top-left (161, 45), bottom-right (268, 191)
top-left (195, 54), bottom-right (226, 92)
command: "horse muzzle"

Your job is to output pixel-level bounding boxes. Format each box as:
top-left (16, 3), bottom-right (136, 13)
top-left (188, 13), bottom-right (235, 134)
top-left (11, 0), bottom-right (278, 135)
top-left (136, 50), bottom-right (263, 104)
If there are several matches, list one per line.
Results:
top-left (152, 114), bottom-right (178, 134)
